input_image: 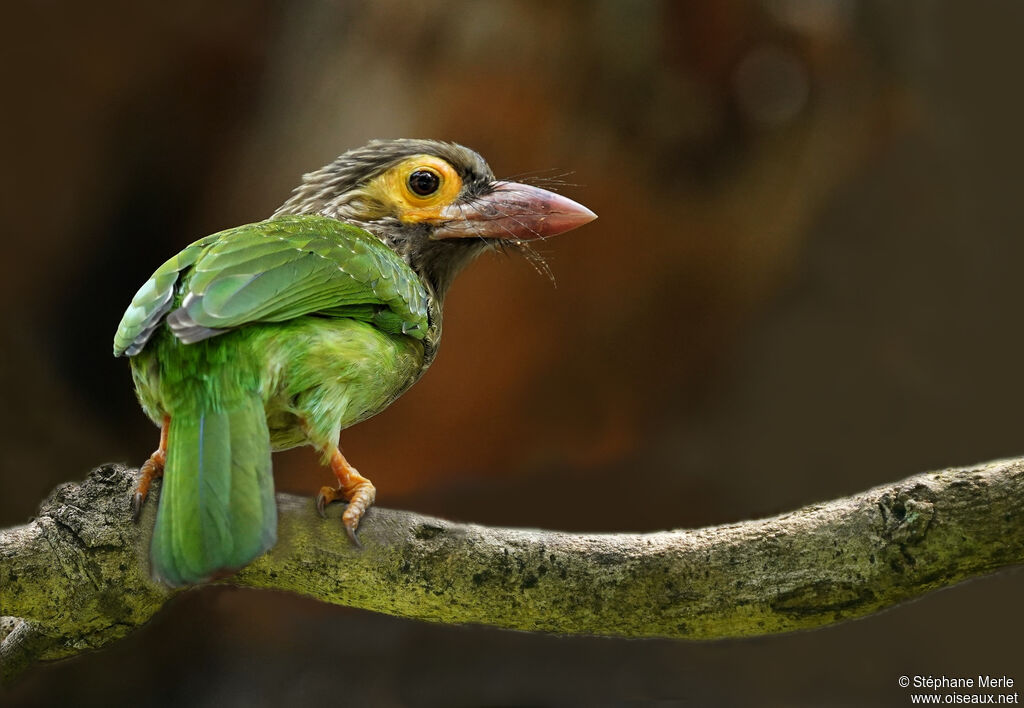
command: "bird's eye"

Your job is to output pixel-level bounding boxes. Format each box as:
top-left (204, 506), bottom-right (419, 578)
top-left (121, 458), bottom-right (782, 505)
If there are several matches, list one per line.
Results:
top-left (408, 169), bottom-right (441, 197)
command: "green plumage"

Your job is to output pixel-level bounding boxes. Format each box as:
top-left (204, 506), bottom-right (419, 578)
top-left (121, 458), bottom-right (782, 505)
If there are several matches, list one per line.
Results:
top-left (115, 139), bottom-right (595, 585)
top-left (117, 215), bottom-right (429, 584)
top-left (115, 215), bottom-right (428, 357)
top-left (151, 394), bottom-right (274, 586)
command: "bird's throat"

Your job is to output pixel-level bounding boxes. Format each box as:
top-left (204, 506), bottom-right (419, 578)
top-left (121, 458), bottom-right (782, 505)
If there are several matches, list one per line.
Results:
top-left (402, 236), bottom-right (490, 302)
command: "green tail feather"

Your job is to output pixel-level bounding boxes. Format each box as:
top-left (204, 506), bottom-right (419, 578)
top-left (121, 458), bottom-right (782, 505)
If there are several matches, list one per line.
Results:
top-left (150, 393), bottom-right (276, 585)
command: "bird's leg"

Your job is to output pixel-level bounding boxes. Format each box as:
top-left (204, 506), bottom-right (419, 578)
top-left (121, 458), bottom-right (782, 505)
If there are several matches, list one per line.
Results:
top-left (133, 416), bottom-right (169, 521)
top-left (315, 446), bottom-right (376, 547)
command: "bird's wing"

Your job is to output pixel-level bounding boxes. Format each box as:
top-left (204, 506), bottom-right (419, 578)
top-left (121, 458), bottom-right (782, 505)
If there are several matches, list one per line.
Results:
top-left (113, 234), bottom-right (221, 356)
top-left (113, 215), bottom-right (429, 356)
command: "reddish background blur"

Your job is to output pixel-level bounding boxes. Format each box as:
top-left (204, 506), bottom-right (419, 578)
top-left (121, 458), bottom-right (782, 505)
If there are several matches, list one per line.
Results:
top-left (4, 1), bottom-right (1023, 706)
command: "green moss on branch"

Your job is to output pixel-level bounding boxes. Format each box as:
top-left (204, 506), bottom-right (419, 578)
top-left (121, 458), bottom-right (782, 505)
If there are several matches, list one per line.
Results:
top-left (2, 458), bottom-right (1022, 684)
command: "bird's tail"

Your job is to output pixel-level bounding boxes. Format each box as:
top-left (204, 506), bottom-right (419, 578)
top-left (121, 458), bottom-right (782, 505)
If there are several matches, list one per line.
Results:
top-left (150, 391), bottom-right (276, 586)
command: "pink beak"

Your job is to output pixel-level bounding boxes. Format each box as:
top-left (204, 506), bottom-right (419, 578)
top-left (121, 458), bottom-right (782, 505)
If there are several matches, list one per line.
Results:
top-left (431, 181), bottom-right (597, 241)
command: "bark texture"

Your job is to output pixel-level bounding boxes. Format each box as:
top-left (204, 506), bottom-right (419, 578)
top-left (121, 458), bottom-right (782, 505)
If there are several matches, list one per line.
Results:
top-left (2, 458), bottom-right (1022, 684)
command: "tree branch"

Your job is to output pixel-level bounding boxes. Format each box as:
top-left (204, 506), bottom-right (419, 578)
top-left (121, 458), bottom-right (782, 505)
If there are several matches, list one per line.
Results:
top-left (2, 458), bottom-right (1023, 684)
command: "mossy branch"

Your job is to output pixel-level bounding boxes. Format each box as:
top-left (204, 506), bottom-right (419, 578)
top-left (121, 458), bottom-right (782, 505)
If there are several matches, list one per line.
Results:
top-left (2, 458), bottom-right (1023, 684)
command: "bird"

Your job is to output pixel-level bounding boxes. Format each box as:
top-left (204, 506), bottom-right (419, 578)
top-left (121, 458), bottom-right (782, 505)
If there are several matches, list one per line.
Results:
top-left (113, 139), bottom-right (596, 586)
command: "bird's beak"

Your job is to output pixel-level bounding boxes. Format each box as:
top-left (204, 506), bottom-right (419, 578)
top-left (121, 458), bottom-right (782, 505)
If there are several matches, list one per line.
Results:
top-left (431, 181), bottom-right (597, 241)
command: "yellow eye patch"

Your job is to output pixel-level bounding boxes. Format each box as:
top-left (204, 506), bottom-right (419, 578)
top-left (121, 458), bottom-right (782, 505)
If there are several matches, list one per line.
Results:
top-left (369, 155), bottom-right (463, 224)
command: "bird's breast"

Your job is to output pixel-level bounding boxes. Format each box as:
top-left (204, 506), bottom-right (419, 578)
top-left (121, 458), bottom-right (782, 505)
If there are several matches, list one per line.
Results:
top-left (254, 315), bottom-right (429, 450)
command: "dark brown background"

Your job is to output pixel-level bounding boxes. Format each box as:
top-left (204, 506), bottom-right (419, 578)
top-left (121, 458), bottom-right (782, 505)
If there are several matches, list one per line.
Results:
top-left (4, 1), bottom-right (1022, 706)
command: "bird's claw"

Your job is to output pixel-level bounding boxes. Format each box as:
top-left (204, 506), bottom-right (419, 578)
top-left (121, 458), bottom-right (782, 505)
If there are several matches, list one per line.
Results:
top-left (341, 481), bottom-right (374, 548)
top-left (133, 433), bottom-right (167, 523)
top-left (315, 482), bottom-right (374, 548)
top-left (132, 492), bottom-right (145, 522)
top-left (316, 485), bottom-right (340, 518)
top-left (345, 523), bottom-right (363, 549)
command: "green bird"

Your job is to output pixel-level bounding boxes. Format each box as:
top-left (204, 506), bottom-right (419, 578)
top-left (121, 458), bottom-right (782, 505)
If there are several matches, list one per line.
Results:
top-left (114, 139), bottom-right (596, 585)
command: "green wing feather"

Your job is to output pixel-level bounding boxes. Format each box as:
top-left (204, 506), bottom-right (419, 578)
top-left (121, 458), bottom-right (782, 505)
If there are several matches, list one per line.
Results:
top-left (112, 234), bottom-right (219, 356)
top-left (113, 214), bottom-right (429, 357)
top-left (166, 215), bottom-right (429, 343)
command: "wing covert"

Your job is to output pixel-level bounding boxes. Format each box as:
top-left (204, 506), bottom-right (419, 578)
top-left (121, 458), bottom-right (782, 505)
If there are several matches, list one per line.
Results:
top-left (112, 235), bottom-right (219, 356)
top-left (114, 215), bottom-right (429, 355)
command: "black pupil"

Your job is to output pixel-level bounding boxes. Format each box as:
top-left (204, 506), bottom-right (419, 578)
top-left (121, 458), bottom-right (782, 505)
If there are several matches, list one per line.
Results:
top-left (408, 169), bottom-right (440, 196)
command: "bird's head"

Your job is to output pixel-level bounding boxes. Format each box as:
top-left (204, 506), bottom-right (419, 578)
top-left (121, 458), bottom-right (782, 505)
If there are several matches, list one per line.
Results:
top-left (274, 139), bottom-right (596, 296)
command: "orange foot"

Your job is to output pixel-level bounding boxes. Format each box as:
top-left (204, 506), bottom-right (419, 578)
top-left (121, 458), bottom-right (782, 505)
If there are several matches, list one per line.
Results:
top-left (315, 446), bottom-right (376, 548)
top-left (133, 416), bottom-right (169, 521)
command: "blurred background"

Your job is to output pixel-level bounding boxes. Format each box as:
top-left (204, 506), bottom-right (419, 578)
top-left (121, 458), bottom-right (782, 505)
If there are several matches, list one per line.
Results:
top-left (4, 0), bottom-right (1023, 705)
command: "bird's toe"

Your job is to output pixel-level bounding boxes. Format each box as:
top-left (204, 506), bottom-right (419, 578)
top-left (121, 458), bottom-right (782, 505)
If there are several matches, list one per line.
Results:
top-left (315, 485), bottom-right (342, 518)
